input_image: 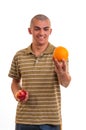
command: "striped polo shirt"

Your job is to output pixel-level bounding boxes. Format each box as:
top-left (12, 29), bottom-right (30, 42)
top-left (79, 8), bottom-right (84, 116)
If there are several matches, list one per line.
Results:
top-left (8, 43), bottom-right (62, 125)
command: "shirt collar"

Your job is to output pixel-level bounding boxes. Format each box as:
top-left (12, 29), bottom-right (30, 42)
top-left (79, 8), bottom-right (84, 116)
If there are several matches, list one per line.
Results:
top-left (25, 43), bottom-right (55, 55)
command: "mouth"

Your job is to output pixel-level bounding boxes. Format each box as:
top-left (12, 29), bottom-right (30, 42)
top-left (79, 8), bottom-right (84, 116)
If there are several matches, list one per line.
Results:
top-left (38, 35), bottom-right (45, 40)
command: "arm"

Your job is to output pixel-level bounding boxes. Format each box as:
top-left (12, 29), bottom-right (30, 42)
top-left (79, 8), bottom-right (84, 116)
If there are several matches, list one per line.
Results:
top-left (11, 78), bottom-right (21, 100)
top-left (53, 59), bottom-right (71, 87)
top-left (11, 78), bottom-right (29, 102)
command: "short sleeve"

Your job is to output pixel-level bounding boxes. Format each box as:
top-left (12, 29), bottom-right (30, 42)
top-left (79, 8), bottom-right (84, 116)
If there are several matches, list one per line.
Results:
top-left (8, 53), bottom-right (21, 79)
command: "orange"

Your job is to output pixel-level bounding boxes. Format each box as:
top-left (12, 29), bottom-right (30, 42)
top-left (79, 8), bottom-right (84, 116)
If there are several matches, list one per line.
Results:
top-left (53, 46), bottom-right (68, 61)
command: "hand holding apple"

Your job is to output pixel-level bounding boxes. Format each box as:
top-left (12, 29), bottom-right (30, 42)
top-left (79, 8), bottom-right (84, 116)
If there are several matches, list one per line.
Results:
top-left (15, 89), bottom-right (29, 102)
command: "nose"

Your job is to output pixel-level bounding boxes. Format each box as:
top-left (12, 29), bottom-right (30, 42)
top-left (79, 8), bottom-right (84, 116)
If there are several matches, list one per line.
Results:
top-left (39, 29), bottom-right (45, 35)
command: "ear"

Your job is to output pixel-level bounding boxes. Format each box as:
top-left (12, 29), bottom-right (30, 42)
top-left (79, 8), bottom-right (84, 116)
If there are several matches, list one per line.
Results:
top-left (28, 28), bottom-right (32, 34)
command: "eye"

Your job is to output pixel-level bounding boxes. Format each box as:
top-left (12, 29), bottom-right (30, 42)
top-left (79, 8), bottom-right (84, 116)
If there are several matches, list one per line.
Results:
top-left (34, 28), bottom-right (39, 31)
top-left (44, 27), bottom-right (50, 31)
top-left (34, 27), bottom-right (40, 31)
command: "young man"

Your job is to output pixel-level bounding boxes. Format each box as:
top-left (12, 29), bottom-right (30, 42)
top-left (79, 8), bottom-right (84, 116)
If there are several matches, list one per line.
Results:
top-left (8, 14), bottom-right (71, 130)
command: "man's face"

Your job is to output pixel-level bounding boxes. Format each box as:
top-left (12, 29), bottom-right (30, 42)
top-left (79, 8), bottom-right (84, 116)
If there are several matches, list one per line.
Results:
top-left (28, 19), bottom-right (52, 45)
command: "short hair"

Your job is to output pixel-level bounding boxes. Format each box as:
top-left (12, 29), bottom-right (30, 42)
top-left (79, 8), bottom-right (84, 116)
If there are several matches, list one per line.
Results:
top-left (30, 14), bottom-right (51, 27)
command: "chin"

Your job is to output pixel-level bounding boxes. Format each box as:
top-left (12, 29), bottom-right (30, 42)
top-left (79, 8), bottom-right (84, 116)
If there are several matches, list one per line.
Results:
top-left (38, 42), bottom-right (45, 45)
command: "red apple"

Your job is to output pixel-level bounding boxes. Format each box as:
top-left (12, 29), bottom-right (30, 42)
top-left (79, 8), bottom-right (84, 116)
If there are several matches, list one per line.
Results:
top-left (16, 89), bottom-right (27, 101)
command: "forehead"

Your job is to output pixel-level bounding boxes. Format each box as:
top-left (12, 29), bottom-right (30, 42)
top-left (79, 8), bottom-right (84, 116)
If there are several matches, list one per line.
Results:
top-left (31, 19), bottom-right (51, 28)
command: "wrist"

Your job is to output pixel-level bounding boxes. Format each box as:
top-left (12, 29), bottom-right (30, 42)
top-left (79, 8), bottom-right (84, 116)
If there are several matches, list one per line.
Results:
top-left (57, 72), bottom-right (71, 87)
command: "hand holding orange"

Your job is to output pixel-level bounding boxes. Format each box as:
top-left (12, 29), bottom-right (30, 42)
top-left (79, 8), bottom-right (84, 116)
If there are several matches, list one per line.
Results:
top-left (53, 46), bottom-right (69, 61)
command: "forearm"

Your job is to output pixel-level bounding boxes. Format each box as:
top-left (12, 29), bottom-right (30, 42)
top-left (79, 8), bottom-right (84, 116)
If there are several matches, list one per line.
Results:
top-left (57, 72), bottom-right (71, 87)
top-left (11, 79), bottom-right (21, 98)
top-left (53, 59), bottom-right (71, 87)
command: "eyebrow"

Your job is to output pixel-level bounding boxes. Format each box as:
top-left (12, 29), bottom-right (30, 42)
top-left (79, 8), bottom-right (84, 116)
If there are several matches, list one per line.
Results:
top-left (34, 26), bottom-right (50, 29)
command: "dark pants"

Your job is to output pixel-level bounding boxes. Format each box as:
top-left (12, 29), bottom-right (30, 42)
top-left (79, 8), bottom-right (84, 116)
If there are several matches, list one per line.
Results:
top-left (16, 124), bottom-right (60, 130)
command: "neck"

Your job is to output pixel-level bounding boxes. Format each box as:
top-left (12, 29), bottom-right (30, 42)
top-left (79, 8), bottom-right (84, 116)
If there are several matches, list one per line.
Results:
top-left (31, 42), bottom-right (49, 57)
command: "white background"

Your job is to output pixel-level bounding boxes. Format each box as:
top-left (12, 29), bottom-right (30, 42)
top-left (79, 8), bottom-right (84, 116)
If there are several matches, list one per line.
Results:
top-left (0, 0), bottom-right (86, 130)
